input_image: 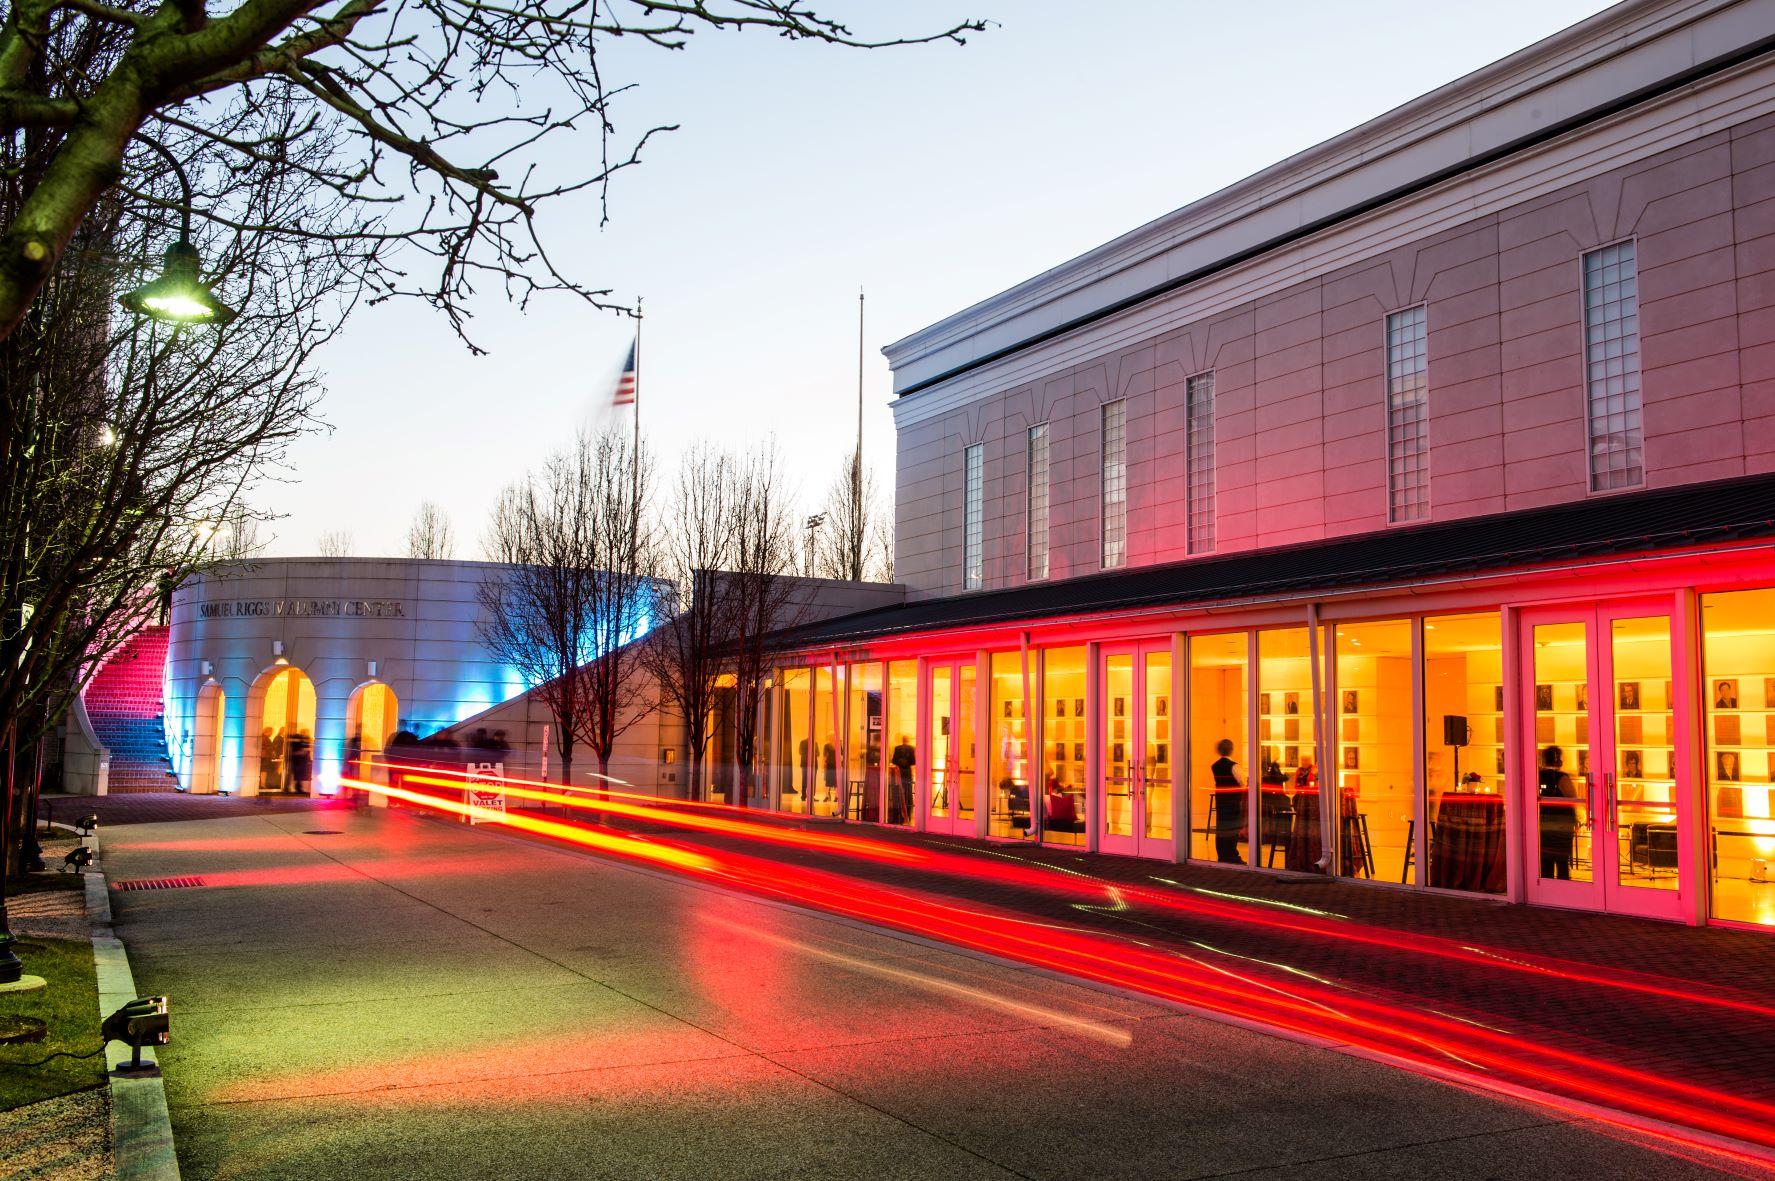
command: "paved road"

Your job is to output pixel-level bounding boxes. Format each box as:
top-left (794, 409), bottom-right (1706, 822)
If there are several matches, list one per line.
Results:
top-left (104, 808), bottom-right (1758, 1180)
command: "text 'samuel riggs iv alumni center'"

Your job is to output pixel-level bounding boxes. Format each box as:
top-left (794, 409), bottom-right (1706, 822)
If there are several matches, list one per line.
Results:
top-left (760, 0), bottom-right (1775, 932)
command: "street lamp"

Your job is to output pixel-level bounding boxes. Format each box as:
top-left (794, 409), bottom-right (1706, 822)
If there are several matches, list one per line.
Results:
top-left (117, 136), bottom-right (236, 327)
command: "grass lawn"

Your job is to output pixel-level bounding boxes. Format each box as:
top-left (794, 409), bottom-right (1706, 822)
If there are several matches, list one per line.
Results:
top-left (1, 915), bottom-right (105, 1111)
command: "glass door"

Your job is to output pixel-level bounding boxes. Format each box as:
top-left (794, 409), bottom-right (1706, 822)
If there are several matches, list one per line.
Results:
top-left (1099, 641), bottom-right (1176, 859)
top-left (1522, 600), bottom-right (1687, 921)
top-left (923, 660), bottom-right (976, 836)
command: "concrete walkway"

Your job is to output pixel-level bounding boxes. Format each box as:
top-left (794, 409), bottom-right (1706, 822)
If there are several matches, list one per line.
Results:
top-left (103, 809), bottom-right (1757, 1180)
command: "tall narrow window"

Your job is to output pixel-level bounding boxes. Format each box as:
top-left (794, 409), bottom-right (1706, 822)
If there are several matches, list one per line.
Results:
top-left (1101, 400), bottom-right (1127, 569)
top-left (963, 443), bottom-right (984, 591)
top-left (1385, 306), bottom-right (1429, 523)
top-left (1185, 372), bottom-right (1216, 553)
top-left (1027, 423), bottom-right (1049, 580)
top-left (1584, 241), bottom-right (1643, 491)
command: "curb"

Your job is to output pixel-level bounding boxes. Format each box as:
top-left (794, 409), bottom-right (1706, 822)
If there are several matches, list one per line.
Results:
top-left (86, 837), bottom-right (181, 1181)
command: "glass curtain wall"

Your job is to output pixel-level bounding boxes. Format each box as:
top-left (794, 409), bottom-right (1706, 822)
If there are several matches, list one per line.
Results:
top-left (777, 668), bottom-right (809, 814)
top-left (846, 663), bottom-right (883, 822)
top-left (1189, 633), bottom-right (1248, 864)
top-left (885, 661), bottom-right (917, 825)
top-left (1702, 589), bottom-right (1775, 926)
top-left (1258, 629), bottom-right (1323, 872)
top-left (1041, 648), bottom-right (1087, 845)
top-left (1334, 620), bottom-right (1412, 884)
top-left (812, 666), bottom-right (839, 817)
top-left (989, 652), bottom-right (1035, 839)
top-left (1421, 613), bottom-right (1506, 893)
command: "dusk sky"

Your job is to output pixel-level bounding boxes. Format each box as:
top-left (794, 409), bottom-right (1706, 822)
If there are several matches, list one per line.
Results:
top-left (269, 0), bottom-right (1615, 559)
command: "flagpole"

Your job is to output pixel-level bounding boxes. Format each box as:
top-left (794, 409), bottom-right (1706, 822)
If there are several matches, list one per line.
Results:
top-left (633, 296), bottom-right (642, 496)
top-left (853, 287), bottom-right (864, 579)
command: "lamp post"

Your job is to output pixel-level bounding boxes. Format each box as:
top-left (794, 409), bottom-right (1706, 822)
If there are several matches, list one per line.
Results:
top-left (804, 513), bottom-right (826, 577)
top-left (118, 136), bottom-right (236, 326)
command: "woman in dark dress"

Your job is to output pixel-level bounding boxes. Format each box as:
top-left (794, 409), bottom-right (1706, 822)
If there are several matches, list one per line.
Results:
top-left (1538, 744), bottom-right (1579, 880)
top-left (288, 729), bottom-right (314, 796)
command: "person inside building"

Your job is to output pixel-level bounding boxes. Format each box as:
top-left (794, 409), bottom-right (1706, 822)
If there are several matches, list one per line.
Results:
top-left (889, 735), bottom-right (915, 824)
top-left (259, 727), bottom-right (283, 792)
top-left (1210, 738), bottom-right (1245, 864)
top-left (288, 729), bottom-right (313, 795)
top-left (1538, 744), bottom-right (1579, 880)
top-left (821, 735), bottom-right (838, 803)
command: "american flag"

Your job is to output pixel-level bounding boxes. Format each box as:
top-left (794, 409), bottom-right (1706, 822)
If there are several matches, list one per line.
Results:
top-left (611, 341), bottom-right (637, 408)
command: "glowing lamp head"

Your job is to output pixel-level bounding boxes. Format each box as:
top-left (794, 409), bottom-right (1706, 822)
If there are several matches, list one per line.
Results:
top-left (119, 240), bottom-right (236, 326)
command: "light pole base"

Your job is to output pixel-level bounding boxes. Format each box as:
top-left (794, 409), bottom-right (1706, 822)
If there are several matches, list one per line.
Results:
top-left (0, 975), bottom-right (46, 994)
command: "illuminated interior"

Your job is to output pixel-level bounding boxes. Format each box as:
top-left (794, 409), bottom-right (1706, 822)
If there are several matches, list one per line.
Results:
top-left (1189, 632), bottom-right (1248, 865)
top-left (1040, 647), bottom-right (1087, 846)
top-left (812, 666), bottom-right (839, 818)
top-left (1258, 628), bottom-right (1322, 872)
top-left (1532, 621), bottom-right (1594, 883)
top-left (1335, 619), bottom-right (1412, 885)
top-left (844, 663), bottom-right (882, 822)
top-left (1422, 612), bottom-right (1505, 893)
top-left (988, 652), bottom-right (1033, 840)
top-left (774, 667), bottom-right (808, 813)
top-left (1703, 588), bottom-right (1775, 927)
top-left (190, 681), bottom-right (226, 795)
top-left (1610, 615), bottom-right (1677, 894)
top-left (254, 665), bottom-right (316, 794)
top-left (345, 681), bottom-right (399, 785)
top-left (884, 661), bottom-right (917, 825)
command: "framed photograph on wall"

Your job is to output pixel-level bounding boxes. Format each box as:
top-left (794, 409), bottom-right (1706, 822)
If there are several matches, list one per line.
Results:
top-left (1074, 698), bottom-right (1085, 718)
top-left (1342, 717), bottom-right (1359, 742)
top-left (1284, 744), bottom-right (1300, 767)
top-left (1284, 692), bottom-right (1300, 715)
top-left (1055, 741), bottom-right (1067, 762)
top-left (1155, 743), bottom-right (1169, 765)
top-left (1494, 685), bottom-right (1505, 713)
top-left (1055, 698), bottom-right (1066, 718)
top-left (1284, 718), bottom-right (1300, 742)
top-left (1716, 714), bottom-right (1741, 746)
top-left (1718, 750), bottom-right (1742, 782)
top-left (1111, 742), bottom-right (1125, 764)
top-left (1619, 681), bottom-right (1641, 711)
top-left (1714, 679), bottom-right (1740, 710)
top-left (1577, 749), bottom-right (1590, 776)
top-left (1341, 689), bottom-right (1359, 714)
top-left (1156, 696), bottom-right (1168, 717)
top-left (1259, 693), bottom-right (1272, 715)
top-left (1535, 715), bottom-right (1555, 744)
top-left (1765, 678), bottom-right (1775, 710)
top-left (1495, 748), bottom-right (1506, 774)
top-left (1575, 683), bottom-right (1588, 712)
top-left (1535, 684), bottom-right (1554, 711)
top-left (1072, 742), bottom-right (1085, 763)
top-left (1343, 746), bottom-right (1359, 770)
top-left (1621, 749), bottom-right (1643, 779)
top-left (1113, 697), bottom-right (1125, 718)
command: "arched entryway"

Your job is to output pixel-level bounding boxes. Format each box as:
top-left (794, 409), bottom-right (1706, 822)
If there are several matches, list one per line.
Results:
top-left (189, 681), bottom-right (226, 794)
top-left (247, 664), bottom-right (317, 795)
top-left (344, 680), bottom-right (399, 786)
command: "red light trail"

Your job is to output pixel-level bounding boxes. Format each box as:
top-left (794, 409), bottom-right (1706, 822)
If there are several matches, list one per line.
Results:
top-left (370, 763), bottom-right (1775, 1022)
top-left (348, 772), bottom-right (1775, 1162)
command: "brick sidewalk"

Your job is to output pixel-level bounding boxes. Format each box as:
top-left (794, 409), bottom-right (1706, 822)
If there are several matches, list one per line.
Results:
top-left (552, 805), bottom-right (1775, 1116)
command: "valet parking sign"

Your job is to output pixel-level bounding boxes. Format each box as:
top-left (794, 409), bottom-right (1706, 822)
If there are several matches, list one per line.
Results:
top-left (464, 762), bottom-right (507, 825)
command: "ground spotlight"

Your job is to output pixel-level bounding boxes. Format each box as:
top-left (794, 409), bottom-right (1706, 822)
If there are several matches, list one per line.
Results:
top-left (62, 847), bottom-right (94, 872)
top-left (103, 996), bottom-right (169, 1077)
top-left (75, 813), bottom-right (98, 836)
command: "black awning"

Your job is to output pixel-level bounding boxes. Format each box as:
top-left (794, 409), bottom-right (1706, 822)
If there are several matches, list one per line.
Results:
top-left (773, 471), bottom-right (1775, 649)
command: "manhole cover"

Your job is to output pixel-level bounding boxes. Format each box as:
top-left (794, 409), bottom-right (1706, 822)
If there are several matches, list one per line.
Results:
top-left (302, 830), bottom-right (343, 835)
top-left (113, 876), bottom-right (206, 891)
top-left (0, 1016), bottom-right (47, 1045)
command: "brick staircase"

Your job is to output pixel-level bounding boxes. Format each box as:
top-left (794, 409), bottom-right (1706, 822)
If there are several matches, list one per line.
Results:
top-left (84, 625), bottom-right (180, 794)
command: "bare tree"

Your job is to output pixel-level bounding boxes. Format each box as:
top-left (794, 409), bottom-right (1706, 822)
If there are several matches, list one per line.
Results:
top-left (218, 512), bottom-right (268, 560)
top-left (478, 426), bottom-right (654, 784)
top-left (642, 443), bottom-right (734, 802)
top-left (0, 4), bottom-right (983, 346)
top-left (816, 450), bottom-right (893, 582)
top-left (726, 443), bottom-right (806, 807)
top-left (316, 529), bottom-right (353, 557)
top-left (405, 501), bottom-right (455, 560)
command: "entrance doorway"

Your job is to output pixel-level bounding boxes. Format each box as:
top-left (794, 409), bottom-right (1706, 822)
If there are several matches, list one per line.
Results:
top-left (345, 681), bottom-right (399, 786)
top-left (190, 682), bottom-right (226, 794)
top-left (1099, 642), bottom-right (1175, 859)
top-left (253, 665), bottom-right (317, 795)
top-left (1521, 599), bottom-right (1690, 921)
top-left (925, 660), bottom-right (977, 835)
